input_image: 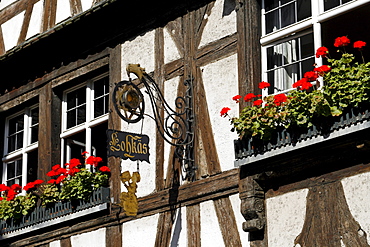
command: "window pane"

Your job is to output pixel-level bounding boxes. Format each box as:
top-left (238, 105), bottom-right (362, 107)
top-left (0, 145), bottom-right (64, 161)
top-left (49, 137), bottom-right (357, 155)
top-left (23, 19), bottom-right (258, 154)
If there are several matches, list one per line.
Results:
top-left (93, 77), bottom-right (109, 118)
top-left (281, 3), bottom-right (295, 29)
top-left (324, 0), bottom-right (340, 11)
top-left (266, 10), bottom-right (280, 33)
top-left (77, 105), bottom-right (86, 125)
top-left (31, 108), bottom-right (39, 143)
top-left (300, 33), bottom-right (314, 59)
top-left (64, 131), bottom-right (86, 164)
top-left (27, 149), bottom-right (38, 183)
top-left (67, 110), bottom-right (76, 129)
top-left (297, 0), bottom-right (311, 21)
top-left (9, 115), bottom-right (24, 135)
top-left (265, 0), bottom-right (279, 11)
top-left (7, 162), bottom-right (15, 179)
top-left (265, 32), bottom-right (314, 92)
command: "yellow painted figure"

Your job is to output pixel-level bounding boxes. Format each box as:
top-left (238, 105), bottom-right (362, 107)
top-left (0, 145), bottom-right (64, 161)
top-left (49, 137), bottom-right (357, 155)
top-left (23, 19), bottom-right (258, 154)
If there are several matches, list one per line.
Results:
top-left (119, 171), bottom-right (140, 216)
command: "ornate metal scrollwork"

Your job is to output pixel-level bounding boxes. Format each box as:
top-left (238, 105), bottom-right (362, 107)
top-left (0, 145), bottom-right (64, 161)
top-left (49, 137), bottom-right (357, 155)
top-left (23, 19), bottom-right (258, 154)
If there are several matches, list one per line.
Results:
top-left (112, 64), bottom-right (196, 181)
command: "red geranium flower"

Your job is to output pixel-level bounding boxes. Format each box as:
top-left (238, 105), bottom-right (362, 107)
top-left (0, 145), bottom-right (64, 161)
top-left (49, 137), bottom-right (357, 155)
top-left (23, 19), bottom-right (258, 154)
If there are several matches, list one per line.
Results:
top-left (354, 40), bottom-right (366, 49)
top-left (293, 78), bottom-right (313, 91)
top-left (334, 36), bottom-right (350, 47)
top-left (23, 179), bottom-right (43, 191)
top-left (69, 158), bottom-right (81, 168)
top-left (81, 151), bottom-right (89, 155)
top-left (86, 156), bottom-right (103, 167)
top-left (316, 46), bottom-right (329, 58)
top-left (99, 166), bottom-right (111, 173)
top-left (56, 175), bottom-right (67, 184)
top-left (6, 189), bottom-right (18, 201)
top-left (314, 65), bottom-right (331, 75)
top-left (273, 94), bottom-right (287, 106)
top-left (10, 184), bottom-right (22, 191)
top-left (253, 99), bottom-right (263, 106)
top-left (304, 71), bottom-right (319, 82)
top-left (244, 93), bottom-right (257, 102)
top-left (258, 81), bottom-right (270, 89)
top-left (220, 107), bottom-right (231, 117)
top-left (0, 184), bottom-right (10, 192)
top-left (232, 95), bottom-right (242, 103)
top-left (47, 179), bottom-right (56, 184)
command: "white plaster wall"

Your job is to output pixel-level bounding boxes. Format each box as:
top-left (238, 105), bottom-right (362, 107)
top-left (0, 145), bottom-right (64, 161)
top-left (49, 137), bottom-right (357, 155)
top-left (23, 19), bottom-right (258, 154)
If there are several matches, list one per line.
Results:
top-left (0, 0), bottom-right (17, 11)
top-left (119, 30), bottom-right (156, 197)
top-left (122, 213), bottom-right (159, 247)
top-left (169, 207), bottom-right (188, 247)
top-left (81, 0), bottom-right (94, 12)
top-left (342, 172), bottom-right (370, 244)
top-left (199, 0), bottom-right (236, 48)
top-left (119, 86), bottom-right (156, 198)
top-left (122, 30), bottom-right (155, 75)
top-left (164, 27), bottom-right (181, 64)
top-left (2, 11), bottom-right (24, 51)
top-left (26, 0), bottom-right (43, 40)
top-left (56, 0), bottom-right (71, 24)
top-left (200, 200), bottom-right (224, 246)
top-left (201, 54), bottom-right (239, 171)
top-left (71, 228), bottom-right (106, 247)
top-left (49, 240), bottom-right (61, 247)
top-left (266, 189), bottom-right (308, 247)
top-left (229, 194), bottom-right (251, 247)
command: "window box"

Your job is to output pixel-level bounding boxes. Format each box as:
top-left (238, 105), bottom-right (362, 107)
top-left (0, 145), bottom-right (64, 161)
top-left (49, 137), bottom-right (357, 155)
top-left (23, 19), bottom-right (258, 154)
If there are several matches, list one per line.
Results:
top-left (234, 104), bottom-right (370, 167)
top-left (0, 187), bottom-right (110, 238)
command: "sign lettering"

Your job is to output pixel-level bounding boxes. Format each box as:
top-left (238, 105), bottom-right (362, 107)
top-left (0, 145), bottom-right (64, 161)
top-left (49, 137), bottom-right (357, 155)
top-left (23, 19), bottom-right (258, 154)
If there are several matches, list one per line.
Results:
top-left (107, 129), bottom-right (150, 163)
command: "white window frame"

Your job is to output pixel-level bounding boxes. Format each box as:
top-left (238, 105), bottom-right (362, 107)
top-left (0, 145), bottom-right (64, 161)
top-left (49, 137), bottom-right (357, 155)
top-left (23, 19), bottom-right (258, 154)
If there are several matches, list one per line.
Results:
top-left (60, 73), bottom-right (109, 165)
top-left (2, 105), bottom-right (39, 186)
top-left (260, 0), bottom-right (368, 96)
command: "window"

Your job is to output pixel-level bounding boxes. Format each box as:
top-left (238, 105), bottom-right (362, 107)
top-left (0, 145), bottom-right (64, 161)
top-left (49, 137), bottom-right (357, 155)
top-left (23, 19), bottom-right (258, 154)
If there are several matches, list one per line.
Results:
top-left (2, 106), bottom-right (39, 186)
top-left (61, 74), bottom-right (109, 165)
top-left (261, 0), bottom-right (370, 95)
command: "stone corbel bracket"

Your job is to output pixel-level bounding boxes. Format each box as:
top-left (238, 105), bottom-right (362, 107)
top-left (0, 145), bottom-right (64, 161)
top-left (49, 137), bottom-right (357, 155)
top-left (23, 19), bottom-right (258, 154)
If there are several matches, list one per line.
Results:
top-left (239, 172), bottom-right (270, 232)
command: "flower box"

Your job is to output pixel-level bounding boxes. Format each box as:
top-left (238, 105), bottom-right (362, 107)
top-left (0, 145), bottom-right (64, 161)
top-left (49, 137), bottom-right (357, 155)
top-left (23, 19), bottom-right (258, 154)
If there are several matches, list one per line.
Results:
top-left (234, 104), bottom-right (370, 167)
top-left (0, 187), bottom-right (110, 237)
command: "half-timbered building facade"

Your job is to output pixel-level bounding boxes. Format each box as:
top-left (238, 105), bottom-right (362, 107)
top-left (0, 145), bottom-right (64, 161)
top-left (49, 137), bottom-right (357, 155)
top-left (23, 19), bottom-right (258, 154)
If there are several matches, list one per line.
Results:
top-left (0, 0), bottom-right (370, 246)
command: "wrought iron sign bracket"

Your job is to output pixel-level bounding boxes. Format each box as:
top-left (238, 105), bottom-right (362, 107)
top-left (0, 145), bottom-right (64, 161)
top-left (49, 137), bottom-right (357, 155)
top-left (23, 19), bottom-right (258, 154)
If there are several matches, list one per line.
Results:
top-left (112, 64), bottom-right (196, 181)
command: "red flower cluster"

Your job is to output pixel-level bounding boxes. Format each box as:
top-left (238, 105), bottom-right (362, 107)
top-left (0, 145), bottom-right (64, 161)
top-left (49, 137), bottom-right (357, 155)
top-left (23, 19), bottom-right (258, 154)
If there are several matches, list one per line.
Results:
top-left (23, 179), bottom-right (44, 191)
top-left (244, 93), bottom-right (257, 102)
top-left (253, 99), bottom-right (263, 106)
top-left (316, 46), bottom-right (329, 58)
top-left (354, 40), bottom-right (366, 49)
top-left (304, 71), bottom-right (319, 82)
top-left (86, 156), bottom-right (103, 167)
top-left (99, 166), bottom-right (111, 173)
top-left (220, 107), bottom-right (231, 117)
top-left (232, 95), bottom-right (242, 103)
top-left (334, 36), bottom-right (350, 47)
top-left (314, 65), bottom-right (331, 76)
top-left (258, 81), bottom-right (270, 90)
top-left (273, 94), bottom-right (287, 106)
top-left (293, 78), bottom-right (313, 90)
top-left (46, 164), bottom-right (67, 177)
top-left (0, 184), bottom-right (23, 201)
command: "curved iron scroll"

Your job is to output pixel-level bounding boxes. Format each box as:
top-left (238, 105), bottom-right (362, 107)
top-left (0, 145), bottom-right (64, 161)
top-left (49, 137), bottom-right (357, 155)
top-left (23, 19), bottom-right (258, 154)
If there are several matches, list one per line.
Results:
top-left (112, 64), bottom-right (196, 181)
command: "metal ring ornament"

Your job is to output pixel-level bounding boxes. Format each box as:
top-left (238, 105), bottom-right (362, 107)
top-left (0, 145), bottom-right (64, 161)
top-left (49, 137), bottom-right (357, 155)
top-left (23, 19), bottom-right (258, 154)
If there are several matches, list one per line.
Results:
top-left (112, 80), bottom-right (145, 123)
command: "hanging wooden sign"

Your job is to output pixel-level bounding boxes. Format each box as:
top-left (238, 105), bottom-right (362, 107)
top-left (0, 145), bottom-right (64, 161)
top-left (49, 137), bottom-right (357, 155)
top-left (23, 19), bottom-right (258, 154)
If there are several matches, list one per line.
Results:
top-left (107, 129), bottom-right (150, 163)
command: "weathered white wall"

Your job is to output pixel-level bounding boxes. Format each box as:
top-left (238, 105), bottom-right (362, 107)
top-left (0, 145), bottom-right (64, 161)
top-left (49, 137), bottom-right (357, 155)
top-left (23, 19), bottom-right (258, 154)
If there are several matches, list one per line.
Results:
top-left (71, 228), bottom-right (106, 247)
top-left (122, 213), bottom-right (159, 247)
top-left (199, 0), bottom-right (236, 48)
top-left (1, 11), bottom-right (24, 51)
top-left (164, 27), bottom-right (181, 64)
top-left (342, 172), bottom-right (370, 244)
top-left (266, 189), bottom-right (308, 247)
top-left (49, 240), bottom-right (61, 247)
top-left (169, 207), bottom-right (188, 246)
top-left (201, 54), bottom-right (239, 171)
top-left (120, 30), bottom-right (157, 197)
top-left (0, 0), bottom-right (100, 52)
top-left (201, 200), bottom-right (224, 246)
top-left (0, 0), bottom-right (17, 11)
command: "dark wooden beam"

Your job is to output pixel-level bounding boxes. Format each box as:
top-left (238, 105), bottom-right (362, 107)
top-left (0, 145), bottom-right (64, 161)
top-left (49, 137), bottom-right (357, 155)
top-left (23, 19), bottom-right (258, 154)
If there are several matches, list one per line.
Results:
top-left (108, 45), bottom-right (122, 203)
top-left (236, 0), bottom-right (261, 111)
